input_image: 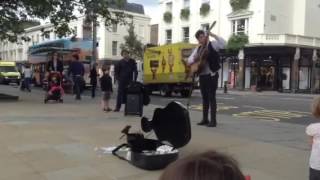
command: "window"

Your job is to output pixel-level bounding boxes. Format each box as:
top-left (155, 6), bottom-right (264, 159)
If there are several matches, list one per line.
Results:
top-left (201, 23), bottom-right (210, 31)
top-left (166, 2), bottom-right (173, 11)
top-left (74, 26), bottom-right (78, 35)
top-left (232, 18), bottom-right (248, 35)
top-left (36, 34), bottom-right (40, 43)
top-left (166, 29), bottom-right (172, 44)
top-left (31, 35), bottom-right (35, 44)
top-left (112, 23), bottom-right (117, 33)
top-left (184, 0), bottom-right (190, 8)
top-left (182, 27), bottom-right (189, 42)
top-left (112, 41), bottom-right (118, 56)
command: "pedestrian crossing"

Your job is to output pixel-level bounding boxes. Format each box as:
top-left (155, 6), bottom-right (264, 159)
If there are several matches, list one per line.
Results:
top-left (232, 110), bottom-right (309, 121)
top-left (189, 103), bottom-right (310, 121)
top-left (189, 103), bottom-right (239, 111)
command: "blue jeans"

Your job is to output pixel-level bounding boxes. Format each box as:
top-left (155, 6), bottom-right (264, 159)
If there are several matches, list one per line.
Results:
top-left (73, 76), bottom-right (83, 99)
top-left (24, 77), bottom-right (31, 91)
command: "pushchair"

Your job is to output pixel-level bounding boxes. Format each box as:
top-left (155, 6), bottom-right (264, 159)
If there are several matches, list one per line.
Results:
top-left (44, 72), bottom-right (64, 103)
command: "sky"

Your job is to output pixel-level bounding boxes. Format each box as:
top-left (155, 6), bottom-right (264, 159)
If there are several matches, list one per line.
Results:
top-left (128, 0), bottom-right (160, 24)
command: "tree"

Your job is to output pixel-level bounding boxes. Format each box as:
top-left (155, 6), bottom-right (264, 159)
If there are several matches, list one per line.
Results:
top-left (0, 0), bottom-right (128, 42)
top-left (120, 23), bottom-right (144, 60)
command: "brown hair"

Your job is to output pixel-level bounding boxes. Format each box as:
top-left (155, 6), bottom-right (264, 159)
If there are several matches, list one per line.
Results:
top-left (312, 96), bottom-right (320, 118)
top-left (101, 64), bottom-right (110, 74)
top-left (159, 151), bottom-right (245, 180)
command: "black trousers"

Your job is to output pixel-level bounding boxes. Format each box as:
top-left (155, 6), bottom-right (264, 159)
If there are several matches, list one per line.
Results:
top-left (199, 74), bottom-right (219, 124)
top-left (310, 168), bottom-right (320, 180)
top-left (115, 82), bottom-right (128, 110)
top-left (91, 83), bottom-right (96, 98)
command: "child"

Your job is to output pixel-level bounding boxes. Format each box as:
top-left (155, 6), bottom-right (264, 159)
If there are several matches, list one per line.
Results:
top-left (306, 96), bottom-right (320, 180)
top-left (159, 151), bottom-right (247, 180)
top-left (100, 65), bottom-right (113, 112)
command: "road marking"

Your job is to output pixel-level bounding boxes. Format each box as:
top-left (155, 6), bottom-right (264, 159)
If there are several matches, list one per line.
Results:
top-left (189, 104), bottom-right (239, 111)
top-left (232, 109), bottom-right (308, 121)
top-left (242, 105), bottom-right (266, 110)
top-left (280, 97), bottom-right (313, 102)
top-left (217, 97), bottom-right (235, 100)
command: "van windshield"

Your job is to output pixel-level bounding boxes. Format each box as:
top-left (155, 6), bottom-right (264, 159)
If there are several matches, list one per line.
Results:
top-left (0, 66), bottom-right (17, 72)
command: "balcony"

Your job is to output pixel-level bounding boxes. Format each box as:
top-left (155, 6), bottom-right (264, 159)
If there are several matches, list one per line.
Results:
top-left (250, 34), bottom-right (320, 48)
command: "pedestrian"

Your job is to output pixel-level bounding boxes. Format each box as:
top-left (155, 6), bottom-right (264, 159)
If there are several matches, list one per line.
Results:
top-left (68, 54), bottom-right (85, 100)
top-left (100, 65), bottom-right (113, 112)
top-left (159, 151), bottom-right (246, 180)
top-left (90, 63), bottom-right (98, 98)
top-left (22, 63), bottom-right (32, 92)
top-left (114, 49), bottom-right (138, 112)
top-left (46, 52), bottom-right (64, 74)
top-left (306, 96), bottom-right (320, 180)
top-left (188, 30), bottom-right (226, 127)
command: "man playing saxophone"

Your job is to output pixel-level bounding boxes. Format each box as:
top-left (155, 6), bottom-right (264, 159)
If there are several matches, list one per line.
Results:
top-left (188, 30), bottom-right (226, 127)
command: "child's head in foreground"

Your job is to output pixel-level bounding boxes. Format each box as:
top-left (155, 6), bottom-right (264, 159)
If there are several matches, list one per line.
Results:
top-left (159, 151), bottom-right (245, 180)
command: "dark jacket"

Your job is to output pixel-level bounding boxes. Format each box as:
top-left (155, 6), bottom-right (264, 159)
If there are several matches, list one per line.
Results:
top-left (114, 58), bottom-right (138, 85)
top-left (100, 74), bottom-right (113, 92)
top-left (89, 68), bottom-right (98, 85)
top-left (68, 61), bottom-right (85, 76)
top-left (206, 42), bottom-right (221, 73)
top-left (46, 60), bottom-right (64, 73)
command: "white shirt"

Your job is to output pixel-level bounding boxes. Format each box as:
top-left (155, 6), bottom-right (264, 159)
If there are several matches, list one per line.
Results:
top-left (23, 68), bottom-right (32, 78)
top-left (306, 123), bottom-right (320, 170)
top-left (187, 36), bottom-right (226, 75)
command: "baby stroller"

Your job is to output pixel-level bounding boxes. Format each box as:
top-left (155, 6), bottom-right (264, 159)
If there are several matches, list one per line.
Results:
top-left (44, 72), bottom-right (64, 103)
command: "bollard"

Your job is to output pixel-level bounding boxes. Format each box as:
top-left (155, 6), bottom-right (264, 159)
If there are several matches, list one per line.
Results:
top-left (224, 81), bottom-right (228, 94)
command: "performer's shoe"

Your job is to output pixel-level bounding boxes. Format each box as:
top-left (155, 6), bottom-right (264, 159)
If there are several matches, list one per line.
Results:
top-left (197, 120), bottom-right (209, 126)
top-left (207, 121), bottom-right (217, 127)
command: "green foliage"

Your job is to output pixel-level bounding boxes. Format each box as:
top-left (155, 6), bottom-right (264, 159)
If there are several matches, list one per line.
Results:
top-left (180, 8), bottom-right (190, 20)
top-left (200, 3), bottom-right (210, 16)
top-left (227, 34), bottom-right (249, 52)
top-left (120, 23), bottom-right (144, 60)
top-left (230, 0), bottom-right (251, 11)
top-left (0, 0), bottom-right (128, 42)
top-left (163, 11), bottom-right (172, 23)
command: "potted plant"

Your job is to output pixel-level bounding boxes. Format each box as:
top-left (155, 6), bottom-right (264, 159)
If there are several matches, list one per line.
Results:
top-left (163, 11), bottom-right (172, 23)
top-left (226, 34), bottom-right (249, 52)
top-left (200, 3), bottom-right (210, 16)
top-left (180, 8), bottom-right (190, 20)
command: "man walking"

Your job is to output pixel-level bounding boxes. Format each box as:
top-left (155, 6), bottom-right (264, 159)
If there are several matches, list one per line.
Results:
top-left (114, 50), bottom-right (138, 112)
top-left (188, 30), bottom-right (226, 127)
top-left (68, 54), bottom-right (85, 100)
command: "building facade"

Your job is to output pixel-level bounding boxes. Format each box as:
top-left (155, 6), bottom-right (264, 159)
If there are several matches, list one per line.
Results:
top-left (158, 0), bottom-right (320, 93)
top-left (0, 3), bottom-right (151, 63)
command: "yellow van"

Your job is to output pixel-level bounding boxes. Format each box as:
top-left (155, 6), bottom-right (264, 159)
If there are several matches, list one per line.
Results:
top-left (143, 43), bottom-right (197, 97)
top-left (0, 61), bottom-right (21, 85)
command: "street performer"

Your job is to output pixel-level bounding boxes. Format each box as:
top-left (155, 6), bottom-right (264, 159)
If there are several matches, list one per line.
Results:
top-left (188, 30), bottom-right (226, 127)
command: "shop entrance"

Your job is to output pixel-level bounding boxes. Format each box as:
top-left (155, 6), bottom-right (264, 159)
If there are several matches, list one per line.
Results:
top-left (259, 66), bottom-right (276, 90)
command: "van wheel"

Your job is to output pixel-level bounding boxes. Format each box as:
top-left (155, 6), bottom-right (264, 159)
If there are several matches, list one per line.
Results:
top-left (181, 90), bottom-right (191, 98)
top-left (160, 85), bottom-right (172, 97)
